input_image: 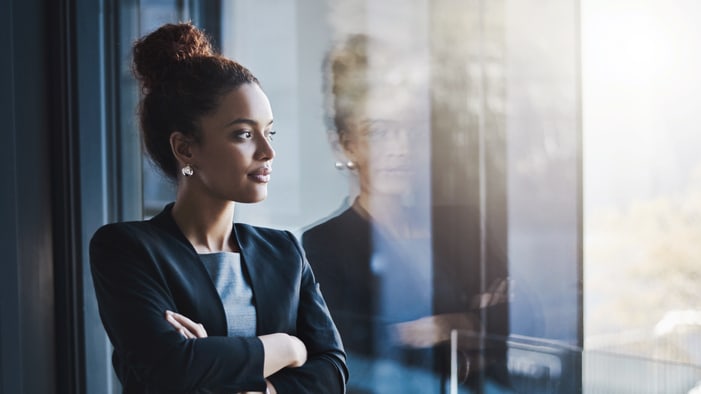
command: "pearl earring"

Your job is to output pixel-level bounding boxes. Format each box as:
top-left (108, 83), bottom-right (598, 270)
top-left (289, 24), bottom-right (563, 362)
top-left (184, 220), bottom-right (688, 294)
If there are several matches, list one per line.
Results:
top-left (181, 164), bottom-right (194, 177)
top-left (346, 161), bottom-right (356, 170)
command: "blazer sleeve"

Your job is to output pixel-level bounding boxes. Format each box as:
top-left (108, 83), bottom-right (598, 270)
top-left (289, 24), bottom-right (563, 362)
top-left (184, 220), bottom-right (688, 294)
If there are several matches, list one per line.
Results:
top-left (89, 224), bottom-right (268, 393)
top-left (266, 231), bottom-right (349, 393)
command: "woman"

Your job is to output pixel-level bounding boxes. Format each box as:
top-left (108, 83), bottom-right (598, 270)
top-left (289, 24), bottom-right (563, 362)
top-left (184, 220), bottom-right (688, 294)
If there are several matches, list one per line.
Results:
top-left (302, 35), bottom-right (435, 358)
top-left (302, 35), bottom-right (510, 393)
top-left (90, 22), bottom-right (347, 393)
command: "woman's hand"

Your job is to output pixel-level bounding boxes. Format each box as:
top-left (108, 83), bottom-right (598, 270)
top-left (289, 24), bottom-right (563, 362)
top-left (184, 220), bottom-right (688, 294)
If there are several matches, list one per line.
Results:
top-left (470, 277), bottom-right (511, 309)
top-left (165, 310), bottom-right (208, 338)
top-left (392, 312), bottom-right (481, 348)
top-left (258, 333), bottom-right (307, 377)
top-left (165, 311), bottom-right (297, 394)
top-left (286, 335), bottom-right (308, 367)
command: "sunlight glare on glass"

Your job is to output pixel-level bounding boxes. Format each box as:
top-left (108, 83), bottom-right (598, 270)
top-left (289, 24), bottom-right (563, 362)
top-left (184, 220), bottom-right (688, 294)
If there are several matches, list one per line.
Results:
top-left (583, 2), bottom-right (684, 93)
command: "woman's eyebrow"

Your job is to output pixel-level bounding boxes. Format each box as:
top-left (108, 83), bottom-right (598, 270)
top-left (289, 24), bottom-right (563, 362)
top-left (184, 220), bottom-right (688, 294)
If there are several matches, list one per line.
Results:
top-left (223, 118), bottom-right (274, 128)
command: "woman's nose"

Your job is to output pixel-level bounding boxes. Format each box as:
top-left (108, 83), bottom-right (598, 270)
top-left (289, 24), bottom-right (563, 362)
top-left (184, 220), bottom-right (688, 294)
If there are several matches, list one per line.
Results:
top-left (255, 134), bottom-right (276, 161)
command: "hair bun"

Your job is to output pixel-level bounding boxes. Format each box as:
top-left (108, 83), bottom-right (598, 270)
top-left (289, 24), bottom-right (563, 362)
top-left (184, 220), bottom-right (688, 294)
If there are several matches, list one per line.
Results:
top-left (133, 22), bottom-right (214, 91)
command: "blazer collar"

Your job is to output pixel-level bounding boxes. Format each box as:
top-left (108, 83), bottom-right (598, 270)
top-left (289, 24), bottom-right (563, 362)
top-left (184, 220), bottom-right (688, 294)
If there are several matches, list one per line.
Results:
top-left (150, 202), bottom-right (246, 254)
top-left (150, 202), bottom-right (273, 333)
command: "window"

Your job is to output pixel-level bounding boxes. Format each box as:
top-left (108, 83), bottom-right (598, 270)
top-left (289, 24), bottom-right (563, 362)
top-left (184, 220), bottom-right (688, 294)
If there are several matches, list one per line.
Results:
top-left (217, 1), bottom-right (580, 392)
top-left (79, 0), bottom-right (701, 392)
top-left (583, 1), bottom-right (701, 390)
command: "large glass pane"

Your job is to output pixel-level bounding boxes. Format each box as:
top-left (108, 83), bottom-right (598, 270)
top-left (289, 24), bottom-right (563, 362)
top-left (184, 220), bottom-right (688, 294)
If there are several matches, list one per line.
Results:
top-left (220, 1), bottom-right (580, 393)
top-left (583, 0), bottom-right (701, 388)
top-left (505, 1), bottom-right (581, 342)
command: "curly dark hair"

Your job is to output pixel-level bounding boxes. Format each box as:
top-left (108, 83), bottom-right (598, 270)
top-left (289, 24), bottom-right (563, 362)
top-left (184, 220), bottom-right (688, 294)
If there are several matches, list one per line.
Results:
top-left (133, 22), bottom-right (259, 180)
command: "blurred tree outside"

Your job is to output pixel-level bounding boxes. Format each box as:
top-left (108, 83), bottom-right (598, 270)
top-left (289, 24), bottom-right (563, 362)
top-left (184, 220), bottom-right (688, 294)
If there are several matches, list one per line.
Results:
top-left (586, 165), bottom-right (701, 364)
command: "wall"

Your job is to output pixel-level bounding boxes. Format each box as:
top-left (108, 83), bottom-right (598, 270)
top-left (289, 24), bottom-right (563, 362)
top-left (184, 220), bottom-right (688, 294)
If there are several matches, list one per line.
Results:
top-left (0, 0), bottom-right (57, 392)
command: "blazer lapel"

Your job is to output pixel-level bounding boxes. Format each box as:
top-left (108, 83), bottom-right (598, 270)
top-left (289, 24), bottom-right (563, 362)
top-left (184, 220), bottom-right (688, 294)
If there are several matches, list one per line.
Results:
top-left (150, 203), bottom-right (229, 336)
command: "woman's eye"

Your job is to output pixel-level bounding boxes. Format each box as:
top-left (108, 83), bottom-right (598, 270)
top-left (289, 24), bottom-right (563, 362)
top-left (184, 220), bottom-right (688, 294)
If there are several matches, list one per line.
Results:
top-left (267, 130), bottom-right (277, 142)
top-left (235, 131), bottom-right (253, 139)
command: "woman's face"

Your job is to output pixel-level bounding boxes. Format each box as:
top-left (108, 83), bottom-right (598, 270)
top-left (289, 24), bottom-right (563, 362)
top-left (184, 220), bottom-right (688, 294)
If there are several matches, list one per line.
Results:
top-left (188, 83), bottom-right (276, 203)
top-left (341, 95), bottom-right (411, 197)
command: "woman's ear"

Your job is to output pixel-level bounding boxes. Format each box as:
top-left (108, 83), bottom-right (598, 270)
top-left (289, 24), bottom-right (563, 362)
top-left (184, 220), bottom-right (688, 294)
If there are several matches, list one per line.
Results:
top-left (170, 131), bottom-right (195, 167)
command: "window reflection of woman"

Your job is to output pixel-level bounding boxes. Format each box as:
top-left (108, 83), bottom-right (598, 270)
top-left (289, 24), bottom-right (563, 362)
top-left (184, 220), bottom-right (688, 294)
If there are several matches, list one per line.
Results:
top-left (303, 35), bottom-right (509, 393)
top-left (89, 23), bottom-right (346, 394)
top-left (304, 35), bottom-right (430, 356)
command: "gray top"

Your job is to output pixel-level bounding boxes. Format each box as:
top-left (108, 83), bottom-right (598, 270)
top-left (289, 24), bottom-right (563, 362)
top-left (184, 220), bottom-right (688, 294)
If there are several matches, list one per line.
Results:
top-left (198, 252), bottom-right (257, 337)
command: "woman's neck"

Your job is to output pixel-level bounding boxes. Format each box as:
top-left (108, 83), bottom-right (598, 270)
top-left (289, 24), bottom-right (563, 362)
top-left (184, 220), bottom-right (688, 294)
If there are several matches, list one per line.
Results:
top-left (354, 192), bottom-right (414, 239)
top-left (171, 188), bottom-right (237, 253)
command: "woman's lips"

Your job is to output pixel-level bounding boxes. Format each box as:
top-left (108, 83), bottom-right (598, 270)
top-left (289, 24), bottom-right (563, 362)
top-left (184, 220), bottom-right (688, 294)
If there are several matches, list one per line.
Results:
top-left (248, 167), bottom-right (271, 183)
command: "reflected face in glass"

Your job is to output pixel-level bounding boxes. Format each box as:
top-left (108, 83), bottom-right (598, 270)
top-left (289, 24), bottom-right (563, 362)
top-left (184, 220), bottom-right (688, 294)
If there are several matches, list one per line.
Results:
top-left (189, 83), bottom-right (276, 203)
top-left (342, 115), bottom-right (411, 197)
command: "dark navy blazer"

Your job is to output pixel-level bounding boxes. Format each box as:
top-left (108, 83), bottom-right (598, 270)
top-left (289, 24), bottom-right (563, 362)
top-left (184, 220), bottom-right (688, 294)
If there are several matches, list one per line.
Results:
top-left (90, 203), bottom-right (347, 393)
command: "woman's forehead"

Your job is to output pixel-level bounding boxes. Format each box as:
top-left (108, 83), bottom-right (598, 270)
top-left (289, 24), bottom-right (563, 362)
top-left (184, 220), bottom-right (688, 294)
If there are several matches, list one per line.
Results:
top-left (213, 84), bottom-right (273, 125)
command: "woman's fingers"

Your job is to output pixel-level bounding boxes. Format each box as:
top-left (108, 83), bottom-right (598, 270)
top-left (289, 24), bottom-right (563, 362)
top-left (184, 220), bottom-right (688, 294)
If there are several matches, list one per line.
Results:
top-left (393, 315), bottom-right (446, 348)
top-left (392, 313), bottom-right (482, 348)
top-left (471, 277), bottom-right (512, 309)
top-left (165, 310), bottom-right (208, 338)
top-left (165, 311), bottom-right (189, 337)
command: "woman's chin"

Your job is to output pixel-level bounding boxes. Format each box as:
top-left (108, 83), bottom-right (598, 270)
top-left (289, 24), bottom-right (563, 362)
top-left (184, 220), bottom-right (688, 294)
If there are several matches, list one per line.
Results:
top-left (370, 180), bottom-right (410, 197)
top-left (232, 190), bottom-right (268, 204)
